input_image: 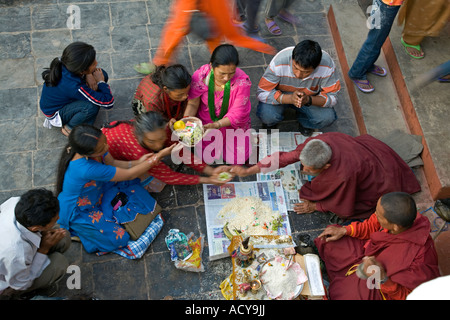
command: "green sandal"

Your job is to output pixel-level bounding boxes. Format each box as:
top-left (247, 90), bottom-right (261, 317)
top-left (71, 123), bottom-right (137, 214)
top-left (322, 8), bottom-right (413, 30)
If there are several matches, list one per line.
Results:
top-left (401, 37), bottom-right (424, 59)
top-left (134, 62), bottom-right (156, 75)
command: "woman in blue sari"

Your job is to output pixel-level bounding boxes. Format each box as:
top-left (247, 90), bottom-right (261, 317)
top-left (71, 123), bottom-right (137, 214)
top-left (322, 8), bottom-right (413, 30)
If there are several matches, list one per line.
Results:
top-left (56, 124), bottom-right (174, 254)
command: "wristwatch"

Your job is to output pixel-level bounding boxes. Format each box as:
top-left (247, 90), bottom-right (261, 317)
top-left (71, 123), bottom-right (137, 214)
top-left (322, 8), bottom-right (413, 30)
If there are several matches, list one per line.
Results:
top-left (304, 95), bottom-right (312, 106)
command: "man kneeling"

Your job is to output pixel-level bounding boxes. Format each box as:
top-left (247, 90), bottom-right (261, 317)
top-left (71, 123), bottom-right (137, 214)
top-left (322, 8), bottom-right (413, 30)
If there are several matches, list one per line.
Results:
top-left (315, 192), bottom-right (440, 300)
top-left (256, 40), bottom-right (340, 136)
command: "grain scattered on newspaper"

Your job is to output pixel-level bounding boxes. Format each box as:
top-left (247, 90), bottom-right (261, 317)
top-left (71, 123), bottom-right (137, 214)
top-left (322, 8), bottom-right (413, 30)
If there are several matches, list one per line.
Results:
top-left (218, 196), bottom-right (282, 235)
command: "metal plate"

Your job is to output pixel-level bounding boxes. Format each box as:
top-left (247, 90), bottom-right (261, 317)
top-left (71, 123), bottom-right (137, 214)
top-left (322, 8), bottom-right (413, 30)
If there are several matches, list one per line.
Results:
top-left (259, 256), bottom-right (304, 300)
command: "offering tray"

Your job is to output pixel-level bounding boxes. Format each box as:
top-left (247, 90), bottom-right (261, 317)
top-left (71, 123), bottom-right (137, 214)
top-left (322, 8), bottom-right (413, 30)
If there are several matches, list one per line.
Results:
top-left (170, 116), bottom-right (205, 147)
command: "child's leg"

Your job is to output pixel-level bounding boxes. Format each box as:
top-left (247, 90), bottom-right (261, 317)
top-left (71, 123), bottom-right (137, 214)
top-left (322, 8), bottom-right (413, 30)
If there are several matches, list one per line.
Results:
top-left (59, 100), bottom-right (100, 130)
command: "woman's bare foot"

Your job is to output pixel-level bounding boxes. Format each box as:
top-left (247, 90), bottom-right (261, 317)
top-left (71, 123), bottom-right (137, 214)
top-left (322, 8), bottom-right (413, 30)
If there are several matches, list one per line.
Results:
top-left (405, 45), bottom-right (424, 58)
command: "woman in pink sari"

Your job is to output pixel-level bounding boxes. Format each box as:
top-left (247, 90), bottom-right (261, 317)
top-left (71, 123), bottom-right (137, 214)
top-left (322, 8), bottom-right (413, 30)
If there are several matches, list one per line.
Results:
top-left (185, 44), bottom-right (252, 165)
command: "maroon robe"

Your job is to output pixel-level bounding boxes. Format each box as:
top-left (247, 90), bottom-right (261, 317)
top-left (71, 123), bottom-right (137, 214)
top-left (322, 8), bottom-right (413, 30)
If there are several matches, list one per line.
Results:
top-left (314, 213), bottom-right (440, 300)
top-left (257, 132), bottom-right (421, 219)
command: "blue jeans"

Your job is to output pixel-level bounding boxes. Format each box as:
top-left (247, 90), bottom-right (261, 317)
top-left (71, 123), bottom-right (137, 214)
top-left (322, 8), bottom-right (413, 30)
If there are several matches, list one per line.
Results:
top-left (256, 101), bottom-right (337, 129)
top-left (59, 100), bottom-right (100, 130)
top-left (348, 0), bottom-right (400, 80)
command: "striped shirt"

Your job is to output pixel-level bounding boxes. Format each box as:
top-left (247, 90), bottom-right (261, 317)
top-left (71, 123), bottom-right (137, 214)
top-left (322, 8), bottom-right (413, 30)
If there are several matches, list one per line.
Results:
top-left (257, 46), bottom-right (341, 108)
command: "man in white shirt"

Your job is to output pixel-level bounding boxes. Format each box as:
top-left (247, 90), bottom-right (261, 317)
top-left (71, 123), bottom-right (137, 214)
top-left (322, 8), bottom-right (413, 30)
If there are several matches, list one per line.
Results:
top-left (0, 189), bottom-right (71, 299)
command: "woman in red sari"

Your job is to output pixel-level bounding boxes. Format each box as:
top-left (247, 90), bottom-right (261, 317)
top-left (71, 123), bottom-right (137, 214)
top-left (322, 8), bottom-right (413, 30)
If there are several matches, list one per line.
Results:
top-left (102, 111), bottom-right (231, 189)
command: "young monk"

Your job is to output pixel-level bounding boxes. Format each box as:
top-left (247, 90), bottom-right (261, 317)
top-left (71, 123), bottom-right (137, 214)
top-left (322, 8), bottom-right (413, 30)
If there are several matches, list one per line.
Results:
top-left (315, 192), bottom-right (440, 300)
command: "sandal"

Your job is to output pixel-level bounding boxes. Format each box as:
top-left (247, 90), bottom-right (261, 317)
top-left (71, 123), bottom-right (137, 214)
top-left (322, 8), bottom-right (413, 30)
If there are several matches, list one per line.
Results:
top-left (369, 64), bottom-right (387, 77)
top-left (277, 10), bottom-right (300, 26)
top-left (351, 79), bottom-right (375, 93)
top-left (265, 18), bottom-right (282, 35)
top-left (240, 21), bottom-right (265, 42)
top-left (438, 74), bottom-right (450, 82)
top-left (133, 62), bottom-right (156, 75)
top-left (241, 21), bottom-right (260, 33)
top-left (401, 37), bottom-right (424, 59)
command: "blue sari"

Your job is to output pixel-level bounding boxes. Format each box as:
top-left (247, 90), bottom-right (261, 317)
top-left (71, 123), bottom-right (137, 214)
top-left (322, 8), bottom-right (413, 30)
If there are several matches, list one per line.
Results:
top-left (57, 153), bottom-right (157, 254)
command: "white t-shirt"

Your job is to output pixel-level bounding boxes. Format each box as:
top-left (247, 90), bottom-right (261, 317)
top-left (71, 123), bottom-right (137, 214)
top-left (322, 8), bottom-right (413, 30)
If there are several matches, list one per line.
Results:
top-left (0, 197), bottom-right (50, 293)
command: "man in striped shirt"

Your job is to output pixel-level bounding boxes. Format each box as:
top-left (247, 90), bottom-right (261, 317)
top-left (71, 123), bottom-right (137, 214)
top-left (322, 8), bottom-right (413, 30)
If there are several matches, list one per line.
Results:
top-left (256, 40), bottom-right (340, 136)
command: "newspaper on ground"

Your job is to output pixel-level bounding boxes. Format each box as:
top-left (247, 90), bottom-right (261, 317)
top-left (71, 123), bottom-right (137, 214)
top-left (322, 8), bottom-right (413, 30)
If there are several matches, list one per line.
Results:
top-left (203, 180), bottom-right (291, 260)
top-left (256, 131), bottom-right (322, 211)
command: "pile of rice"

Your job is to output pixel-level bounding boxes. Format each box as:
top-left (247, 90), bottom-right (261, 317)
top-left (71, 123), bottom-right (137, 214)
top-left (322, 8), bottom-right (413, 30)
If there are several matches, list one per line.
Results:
top-left (218, 196), bottom-right (281, 235)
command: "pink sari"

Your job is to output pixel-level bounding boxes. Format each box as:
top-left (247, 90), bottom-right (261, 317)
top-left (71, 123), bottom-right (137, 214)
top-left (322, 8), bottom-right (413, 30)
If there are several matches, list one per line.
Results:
top-left (188, 64), bottom-right (252, 164)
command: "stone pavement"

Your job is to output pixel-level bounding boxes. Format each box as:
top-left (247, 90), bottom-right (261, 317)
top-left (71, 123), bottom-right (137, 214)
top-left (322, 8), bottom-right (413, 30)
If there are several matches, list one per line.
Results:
top-left (0, 0), bottom-right (389, 300)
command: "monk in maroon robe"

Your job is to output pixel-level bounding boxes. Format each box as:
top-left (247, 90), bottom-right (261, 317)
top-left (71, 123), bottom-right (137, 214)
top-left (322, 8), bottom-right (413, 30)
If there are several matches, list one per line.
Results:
top-left (315, 192), bottom-right (440, 300)
top-left (232, 132), bottom-right (421, 220)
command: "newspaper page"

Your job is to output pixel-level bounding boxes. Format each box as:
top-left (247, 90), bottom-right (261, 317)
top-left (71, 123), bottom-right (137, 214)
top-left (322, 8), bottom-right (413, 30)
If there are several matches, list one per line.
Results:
top-left (203, 180), bottom-right (291, 260)
top-left (256, 131), bottom-right (322, 211)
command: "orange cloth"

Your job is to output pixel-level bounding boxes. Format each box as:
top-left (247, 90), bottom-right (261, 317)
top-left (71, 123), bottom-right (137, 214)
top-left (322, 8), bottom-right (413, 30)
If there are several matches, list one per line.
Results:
top-left (153, 0), bottom-right (276, 66)
top-left (381, 0), bottom-right (404, 5)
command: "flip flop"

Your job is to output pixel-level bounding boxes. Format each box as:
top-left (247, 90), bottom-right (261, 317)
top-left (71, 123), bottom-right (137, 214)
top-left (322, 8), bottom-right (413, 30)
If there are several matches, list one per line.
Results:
top-left (352, 79), bottom-right (374, 93)
top-left (438, 75), bottom-right (450, 82)
top-left (240, 22), bottom-right (265, 42)
top-left (241, 21), bottom-right (260, 33)
top-left (133, 62), bottom-right (156, 75)
top-left (401, 37), bottom-right (424, 59)
top-left (265, 19), bottom-right (282, 35)
top-left (369, 65), bottom-right (387, 77)
top-left (277, 10), bottom-right (300, 26)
